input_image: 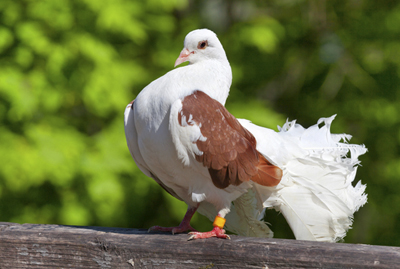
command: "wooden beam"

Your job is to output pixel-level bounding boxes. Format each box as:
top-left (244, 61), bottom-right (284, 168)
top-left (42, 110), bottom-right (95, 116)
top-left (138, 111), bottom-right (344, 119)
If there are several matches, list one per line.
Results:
top-left (0, 222), bottom-right (399, 268)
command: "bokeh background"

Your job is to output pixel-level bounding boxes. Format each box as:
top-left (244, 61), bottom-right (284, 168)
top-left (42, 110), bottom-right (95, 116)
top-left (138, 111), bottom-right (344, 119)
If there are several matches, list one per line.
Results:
top-left (1, 0), bottom-right (399, 246)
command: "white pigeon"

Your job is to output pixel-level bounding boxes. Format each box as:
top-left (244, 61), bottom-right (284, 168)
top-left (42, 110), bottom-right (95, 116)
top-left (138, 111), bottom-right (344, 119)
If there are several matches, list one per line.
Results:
top-left (124, 29), bottom-right (367, 242)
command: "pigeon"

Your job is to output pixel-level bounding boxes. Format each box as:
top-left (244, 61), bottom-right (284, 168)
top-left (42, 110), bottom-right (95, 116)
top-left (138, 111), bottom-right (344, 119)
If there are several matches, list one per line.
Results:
top-left (124, 29), bottom-right (367, 242)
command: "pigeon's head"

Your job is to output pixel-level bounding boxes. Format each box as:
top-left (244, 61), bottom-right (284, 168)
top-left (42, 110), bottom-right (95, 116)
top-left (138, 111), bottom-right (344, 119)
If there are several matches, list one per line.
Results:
top-left (174, 29), bottom-right (227, 67)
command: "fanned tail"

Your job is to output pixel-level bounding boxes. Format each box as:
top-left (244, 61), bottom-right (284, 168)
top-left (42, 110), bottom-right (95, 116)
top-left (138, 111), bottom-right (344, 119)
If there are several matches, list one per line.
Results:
top-left (239, 115), bottom-right (367, 242)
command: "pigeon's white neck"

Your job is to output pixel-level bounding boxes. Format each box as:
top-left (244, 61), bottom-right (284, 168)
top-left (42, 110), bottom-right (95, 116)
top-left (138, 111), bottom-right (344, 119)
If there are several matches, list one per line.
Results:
top-left (177, 58), bottom-right (232, 105)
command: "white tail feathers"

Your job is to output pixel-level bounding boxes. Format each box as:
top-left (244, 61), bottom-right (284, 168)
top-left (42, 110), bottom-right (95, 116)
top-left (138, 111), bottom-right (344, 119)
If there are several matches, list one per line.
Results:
top-left (236, 115), bottom-right (367, 242)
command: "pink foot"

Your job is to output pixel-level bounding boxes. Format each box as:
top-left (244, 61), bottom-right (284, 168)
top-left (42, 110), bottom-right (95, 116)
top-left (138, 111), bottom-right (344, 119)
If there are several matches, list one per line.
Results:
top-left (187, 226), bottom-right (230, 240)
top-left (148, 224), bottom-right (197, 235)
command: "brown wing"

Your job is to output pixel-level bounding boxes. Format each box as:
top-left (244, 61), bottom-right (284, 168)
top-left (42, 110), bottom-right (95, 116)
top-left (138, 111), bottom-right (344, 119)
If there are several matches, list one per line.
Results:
top-left (179, 90), bottom-right (282, 189)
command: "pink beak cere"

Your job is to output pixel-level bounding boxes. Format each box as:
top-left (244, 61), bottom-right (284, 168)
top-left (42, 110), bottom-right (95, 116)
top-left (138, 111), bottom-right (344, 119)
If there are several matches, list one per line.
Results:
top-left (175, 48), bottom-right (193, 67)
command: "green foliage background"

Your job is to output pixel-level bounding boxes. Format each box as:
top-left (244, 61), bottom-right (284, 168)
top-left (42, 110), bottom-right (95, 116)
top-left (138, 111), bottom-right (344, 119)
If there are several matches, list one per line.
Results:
top-left (1, 0), bottom-right (399, 246)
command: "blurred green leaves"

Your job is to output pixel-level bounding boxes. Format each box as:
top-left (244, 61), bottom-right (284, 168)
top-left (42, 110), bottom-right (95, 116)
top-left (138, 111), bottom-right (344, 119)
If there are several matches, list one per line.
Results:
top-left (238, 18), bottom-right (285, 53)
top-left (0, 0), bottom-right (400, 246)
top-left (0, 0), bottom-right (188, 230)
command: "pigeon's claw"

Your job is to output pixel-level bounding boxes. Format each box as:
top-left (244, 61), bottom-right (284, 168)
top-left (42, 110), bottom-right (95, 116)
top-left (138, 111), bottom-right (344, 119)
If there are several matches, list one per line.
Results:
top-left (187, 226), bottom-right (230, 240)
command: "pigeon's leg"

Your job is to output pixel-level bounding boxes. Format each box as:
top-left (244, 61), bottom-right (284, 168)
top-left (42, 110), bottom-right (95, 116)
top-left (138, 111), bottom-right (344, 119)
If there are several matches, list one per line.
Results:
top-left (148, 205), bottom-right (198, 234)
top-left (188, 214), bottom-right (230, 240)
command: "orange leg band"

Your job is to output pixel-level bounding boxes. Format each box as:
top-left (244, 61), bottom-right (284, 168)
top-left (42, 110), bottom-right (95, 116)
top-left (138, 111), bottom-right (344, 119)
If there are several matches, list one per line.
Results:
top-left (213, 215), bottom-right (226, 229)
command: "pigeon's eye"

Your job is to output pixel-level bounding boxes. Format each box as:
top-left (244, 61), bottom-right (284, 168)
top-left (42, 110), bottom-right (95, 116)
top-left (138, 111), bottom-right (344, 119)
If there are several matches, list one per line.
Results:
top-left (197, 40), bottom-right (208, 49)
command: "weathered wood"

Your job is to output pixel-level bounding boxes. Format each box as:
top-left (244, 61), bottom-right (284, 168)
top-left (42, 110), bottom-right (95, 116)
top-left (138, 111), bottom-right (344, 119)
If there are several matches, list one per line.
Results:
top-left (0, 222), bottom-right (399, 268)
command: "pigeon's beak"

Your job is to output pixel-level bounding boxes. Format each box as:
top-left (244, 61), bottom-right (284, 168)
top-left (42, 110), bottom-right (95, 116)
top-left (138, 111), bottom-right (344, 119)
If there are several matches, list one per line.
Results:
top-left (174, 48), bottom-right (192, 67)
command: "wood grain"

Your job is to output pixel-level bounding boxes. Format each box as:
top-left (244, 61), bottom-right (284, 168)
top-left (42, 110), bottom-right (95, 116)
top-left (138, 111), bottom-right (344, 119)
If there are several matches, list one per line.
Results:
top-left (0, 222), bottom-right (399, 268)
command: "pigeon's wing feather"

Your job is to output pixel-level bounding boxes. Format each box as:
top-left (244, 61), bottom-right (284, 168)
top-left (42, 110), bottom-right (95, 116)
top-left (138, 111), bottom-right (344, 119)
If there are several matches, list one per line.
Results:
top-left (124, 100), bottom-right (183, 200)
top-left (169, 90), bottom-right (282, 190)
top-left (124, 100), bottom-right (153, 178)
